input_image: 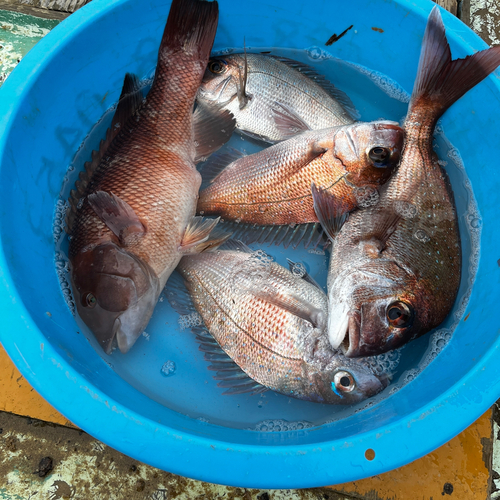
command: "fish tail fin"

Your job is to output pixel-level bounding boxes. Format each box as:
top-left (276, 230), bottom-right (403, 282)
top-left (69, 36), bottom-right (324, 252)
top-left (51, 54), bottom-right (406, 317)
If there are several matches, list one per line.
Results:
top-left (409, 6), bottom-right (500, 120)
top-left (160, 0), bottom-right (218, 61)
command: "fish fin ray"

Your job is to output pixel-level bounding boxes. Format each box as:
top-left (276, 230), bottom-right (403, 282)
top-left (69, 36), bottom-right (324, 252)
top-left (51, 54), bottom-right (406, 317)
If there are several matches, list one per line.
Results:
top-left (219, 239), bottom-right (254, 253)
top-left (410, 7), bottom-right (500, 120)
top-left (193, 104), bottom-right (236, 163)
top-left (65, 73), bottom-right (143, 234)
top-left (251, 287), bottom-right (326, 330)
top-left (311, 183), bottom-right (350, 242)
top-left (179, 216), bottom-right (232, 254)
top-left (271, 102), bottom-right (311, 139)
top-left (221, 221), bottom-right (326, 249)
top-left (164, 271), bottom-right (198, 316)
top-left (271, 56), bottom-right (360, 120)
top-left (221, 382), bottom-right (268, 395)
top-left (88, 191), bottom-right (146, 246)
top-left (198, 147), bottom-right (245, 187)
top-left (159, 0), bottom-right (218, 62)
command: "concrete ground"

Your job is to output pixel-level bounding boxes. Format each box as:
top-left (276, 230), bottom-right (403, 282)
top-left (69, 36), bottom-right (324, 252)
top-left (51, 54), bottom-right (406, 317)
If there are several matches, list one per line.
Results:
top-left (1, 0), bottom-right (500, 498)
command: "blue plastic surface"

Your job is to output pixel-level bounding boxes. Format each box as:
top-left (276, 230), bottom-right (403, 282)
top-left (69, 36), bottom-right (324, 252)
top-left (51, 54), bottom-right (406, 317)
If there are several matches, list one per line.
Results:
top-left (1, 0), bottom-right (500, 488)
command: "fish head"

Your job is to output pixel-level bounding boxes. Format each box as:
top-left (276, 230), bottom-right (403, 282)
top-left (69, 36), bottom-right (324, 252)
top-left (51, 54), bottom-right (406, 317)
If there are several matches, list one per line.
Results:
top-left (198, 55), bottom-right (244, 106)
top-left (334, 120), bottom-right (404, 186)
top-left (328, 259), bottom-right (433, 358)
top-left (71, 243), bottom-right (160, 354)
top-left (308, 357), bottom-right (389, 404)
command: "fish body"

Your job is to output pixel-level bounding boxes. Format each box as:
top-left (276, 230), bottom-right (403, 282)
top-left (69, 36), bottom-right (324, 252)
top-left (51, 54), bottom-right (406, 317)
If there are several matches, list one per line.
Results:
top-left (67, 0), bottom-right (228, 354)
top-left (197, 53), bottom-right (358, 143)
top-left (318, 7), bottom-right (500, 357)
top-left (197, 121), bottom-right (403, 226)
top-left (175, 244), bottom-right (387, 404)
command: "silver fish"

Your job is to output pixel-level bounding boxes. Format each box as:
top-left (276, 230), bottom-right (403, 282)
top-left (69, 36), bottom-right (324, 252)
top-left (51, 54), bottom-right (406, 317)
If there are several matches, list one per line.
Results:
top-left (197, 53), bottom-right (358, 143)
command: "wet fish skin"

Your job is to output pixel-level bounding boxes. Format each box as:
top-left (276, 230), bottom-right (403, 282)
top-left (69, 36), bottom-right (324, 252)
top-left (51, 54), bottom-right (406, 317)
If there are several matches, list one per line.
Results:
top-left (197, 120), bottom-right (403, 226)
top-left (176, 245), bottom-right (387, 404)
top-left (320, 7), bottom-right (500, 357)
top-left (197, 53), bottom-right (357, 143)
top-left (68, 0), bottom-right (226, 354)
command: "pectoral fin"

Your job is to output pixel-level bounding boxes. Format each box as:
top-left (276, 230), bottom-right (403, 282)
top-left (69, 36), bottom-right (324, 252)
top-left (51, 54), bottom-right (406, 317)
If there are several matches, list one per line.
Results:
top-left (252, 287), bottom-right (326, 331)
top-left (88, 191), bottom-right (146, 246)
top-left (271, 102), bottom-right (311, 139)
top-left (193, 103), bottom-right (236, 163)
top-left (311, 183), bottom-right (349, 242)
top-left (179, 216), bottom-right (231, 254)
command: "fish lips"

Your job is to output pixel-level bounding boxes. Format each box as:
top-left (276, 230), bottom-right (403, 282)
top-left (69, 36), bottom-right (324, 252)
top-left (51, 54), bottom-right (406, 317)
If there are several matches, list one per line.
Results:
top-left (71, 243), bottom-right (160, 354)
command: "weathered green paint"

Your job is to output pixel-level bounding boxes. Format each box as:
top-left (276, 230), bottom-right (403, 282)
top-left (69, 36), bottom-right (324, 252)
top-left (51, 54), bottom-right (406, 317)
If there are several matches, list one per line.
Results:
top-left (0, 9), bottom-right (59, 85)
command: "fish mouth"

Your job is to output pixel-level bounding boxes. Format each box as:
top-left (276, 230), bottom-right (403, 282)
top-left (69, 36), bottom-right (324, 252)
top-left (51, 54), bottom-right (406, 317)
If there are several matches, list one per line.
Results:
top-left (374, 120), bottom-right (403, 132)
top-left (338, 312), bottom-right (360, 357)
top-left (113, 278), bottom-right (159, 354)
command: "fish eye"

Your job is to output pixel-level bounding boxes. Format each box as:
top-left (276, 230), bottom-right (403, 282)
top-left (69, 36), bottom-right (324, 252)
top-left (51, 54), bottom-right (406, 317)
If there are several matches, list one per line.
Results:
top-left (208, 59), bottom-right (227, 74)
top-left (83, 292), bottom-right (97, 308)
top-left (333, 370), bottom-right (356, 393)
top-left (386, 301), bottom-right (413, 328)
top-left (368, 146), bottom-right (391, 167)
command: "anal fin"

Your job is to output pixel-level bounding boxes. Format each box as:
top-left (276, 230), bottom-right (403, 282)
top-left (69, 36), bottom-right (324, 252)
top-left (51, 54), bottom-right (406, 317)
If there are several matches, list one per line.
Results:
top-left (179, 216), bottom-right (231, 254)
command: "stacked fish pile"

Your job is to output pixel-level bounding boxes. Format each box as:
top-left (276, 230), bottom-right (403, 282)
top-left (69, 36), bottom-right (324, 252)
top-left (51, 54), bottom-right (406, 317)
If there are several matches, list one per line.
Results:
top-left (64, 0), bottom-right (500, 405)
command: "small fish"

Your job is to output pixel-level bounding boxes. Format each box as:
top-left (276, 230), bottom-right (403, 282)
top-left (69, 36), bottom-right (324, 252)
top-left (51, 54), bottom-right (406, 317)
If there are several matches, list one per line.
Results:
top-left (197, 119), bottom-right (403, 246)
top-left (66, 0), bottom-right (233, 354)
top-left (197, 53), bottom-right (358, 143)
top-left (170, 242), bottom-right (388, 404)
top-left (314, 7), bottom-right (500, 357)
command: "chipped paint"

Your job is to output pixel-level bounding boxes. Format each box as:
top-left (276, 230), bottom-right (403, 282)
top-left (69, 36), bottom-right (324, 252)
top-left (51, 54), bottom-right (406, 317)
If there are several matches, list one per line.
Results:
top-left (0, 411), bottom-right (350, 500)
top-left (471, 0), bottom-right (500, 45)
top-left (0, 9), bottom-right (59, 86)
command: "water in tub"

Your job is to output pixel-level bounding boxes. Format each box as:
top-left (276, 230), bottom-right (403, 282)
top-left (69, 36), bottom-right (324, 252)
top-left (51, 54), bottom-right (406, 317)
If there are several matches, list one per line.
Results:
top-left (54, 46), bottom-right (480, 430)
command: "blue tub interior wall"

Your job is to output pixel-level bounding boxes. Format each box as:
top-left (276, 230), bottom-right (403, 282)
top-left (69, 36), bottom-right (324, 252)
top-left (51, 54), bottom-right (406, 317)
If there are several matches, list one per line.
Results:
top-left (0, 0), bottom-right (500, 488)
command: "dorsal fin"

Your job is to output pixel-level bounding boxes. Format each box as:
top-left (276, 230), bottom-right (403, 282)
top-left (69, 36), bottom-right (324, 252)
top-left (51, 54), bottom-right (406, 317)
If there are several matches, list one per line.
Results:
top-left (271, 55), bottom-right (360, 120)
top-left (65, 73), bottom-right (143, 234)
top-left (220, 220), bottom-right (328, 250)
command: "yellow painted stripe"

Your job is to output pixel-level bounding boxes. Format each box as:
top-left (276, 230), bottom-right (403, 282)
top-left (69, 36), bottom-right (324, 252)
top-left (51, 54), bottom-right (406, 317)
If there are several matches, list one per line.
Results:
top-left (1, 343), bottom-right (492, 496)
top-left (0, 343), bottom-right (76, 427)
top-left (329, 409), bottom-right (492, 498)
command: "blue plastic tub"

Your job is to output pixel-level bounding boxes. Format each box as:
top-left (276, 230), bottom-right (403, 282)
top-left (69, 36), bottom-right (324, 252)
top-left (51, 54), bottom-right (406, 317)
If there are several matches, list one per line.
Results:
top-left (1, 0), bottom-right (500, 488)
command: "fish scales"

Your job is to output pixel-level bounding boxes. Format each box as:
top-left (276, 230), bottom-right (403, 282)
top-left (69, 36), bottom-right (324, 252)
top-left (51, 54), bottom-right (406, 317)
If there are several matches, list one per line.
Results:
top-left (68, 0), bottom-right (225, 354)
top-left (177, 248), bottom-right (388, 403)
top-left (198, 122), bottom-right (404, 226)
top-left (198, 131), bottom-right (354, 225)
top-left (321, 7), bottom-right (500, 357)
top-left (197, 53), bottom-right (356, 143)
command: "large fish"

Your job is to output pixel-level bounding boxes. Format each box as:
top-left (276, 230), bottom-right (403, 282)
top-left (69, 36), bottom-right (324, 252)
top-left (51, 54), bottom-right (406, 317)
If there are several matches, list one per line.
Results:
top-left (170, 242), bottom-right (388, 404)
top-left (66, 0), bottom-right (233, 355)
top-left (197, 53), bottom-right (358, 143)
top-left (313, 7), bottom-right (500, 357)
top-left (197, 120), bottom-right (403, 233)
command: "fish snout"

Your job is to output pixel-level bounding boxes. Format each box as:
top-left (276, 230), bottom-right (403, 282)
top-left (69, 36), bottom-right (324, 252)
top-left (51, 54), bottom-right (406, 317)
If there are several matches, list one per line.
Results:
top-left (70, 243), bottom-right (159, 354)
